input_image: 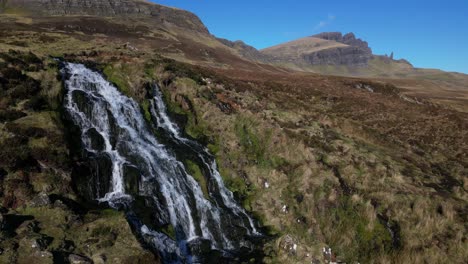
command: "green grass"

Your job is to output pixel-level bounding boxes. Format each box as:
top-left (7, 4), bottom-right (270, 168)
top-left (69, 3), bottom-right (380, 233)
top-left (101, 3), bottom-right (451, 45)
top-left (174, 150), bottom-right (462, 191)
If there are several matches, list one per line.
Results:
top-left (234, 116), bottom-right (287, 170)
top-left (103, 64), bottom-right (131, 95)
top-left (185, 160), bottom-right (210, 199)
top-left (161, 224), bottom-right (176, 240)
top-left (320, 196), bottom-right (393, 262)
top-left (140, 100), bottom-right (152, 123)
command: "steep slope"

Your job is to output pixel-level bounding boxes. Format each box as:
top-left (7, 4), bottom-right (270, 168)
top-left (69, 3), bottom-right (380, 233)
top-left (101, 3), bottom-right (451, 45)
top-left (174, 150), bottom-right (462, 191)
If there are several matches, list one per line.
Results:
top-left (1, 0), bottom-right (209, 33)
top-left (0, 2), bottom-right (467, 263)
top-left (0, 0), bottom-right (284, 73)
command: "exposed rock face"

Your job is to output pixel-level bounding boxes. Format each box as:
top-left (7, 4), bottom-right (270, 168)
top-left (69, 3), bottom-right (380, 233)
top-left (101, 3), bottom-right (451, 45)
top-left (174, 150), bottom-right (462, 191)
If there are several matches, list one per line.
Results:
top-left (313, 32), bottom-right (371, 53)
top-left (251, 32), bottom-right (376, 67)
top-left (307, 32), bottom-right (372, 66)
top-left (302, 46), bottom-right (371, 66)
top-left (2, 0), bottom-right (209, 33)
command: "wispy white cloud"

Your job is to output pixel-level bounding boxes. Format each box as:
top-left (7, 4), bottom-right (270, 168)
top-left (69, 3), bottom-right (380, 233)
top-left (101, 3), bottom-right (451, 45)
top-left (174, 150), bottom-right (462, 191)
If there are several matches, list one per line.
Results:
top-left (314, 14), bottom-right (336, 31)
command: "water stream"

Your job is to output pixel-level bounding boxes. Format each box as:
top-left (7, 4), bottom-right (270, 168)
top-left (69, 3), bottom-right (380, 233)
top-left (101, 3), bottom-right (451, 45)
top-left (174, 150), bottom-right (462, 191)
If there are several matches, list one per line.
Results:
top-left (62, 62), bottom-right (260, 263)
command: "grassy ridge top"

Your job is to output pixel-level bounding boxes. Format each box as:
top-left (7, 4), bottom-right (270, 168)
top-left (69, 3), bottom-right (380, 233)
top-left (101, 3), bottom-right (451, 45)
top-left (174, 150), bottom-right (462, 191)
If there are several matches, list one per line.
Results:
top-left (261, 36), bottom-right (349, 56)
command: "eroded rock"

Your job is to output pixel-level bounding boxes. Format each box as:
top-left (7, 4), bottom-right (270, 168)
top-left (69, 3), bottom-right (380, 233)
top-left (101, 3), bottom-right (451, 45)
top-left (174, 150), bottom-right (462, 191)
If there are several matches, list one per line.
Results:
top-left (29, 192), bottom-right (51, 207)
top-left (69, 253), bottom-right (93, 264)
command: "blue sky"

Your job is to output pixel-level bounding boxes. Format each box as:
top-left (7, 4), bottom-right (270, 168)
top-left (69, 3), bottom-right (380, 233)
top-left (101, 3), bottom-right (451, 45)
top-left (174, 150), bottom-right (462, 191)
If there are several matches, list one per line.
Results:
top-left (153, 0), bottom-right (468, 74)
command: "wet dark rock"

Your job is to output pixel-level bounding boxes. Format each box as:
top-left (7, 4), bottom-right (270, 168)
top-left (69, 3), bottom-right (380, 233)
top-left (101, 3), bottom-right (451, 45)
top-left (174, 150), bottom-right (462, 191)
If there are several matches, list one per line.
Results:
top-left (29, 192), bottom-right (51, 207)
top-left (188, 238), bottom-right (223, 263)
top-left (85, 128), bottom-right (106, 152)
top-left (71, 90), bottom-right (95, 118)
top-left (68, 253), bottom-right (93, 264)
top-left (72, 153), bottom-right (113, 201)
top-left (132, 194), bottom-right (171, 230)
top-left (123, 164), bottom-right (141, 196)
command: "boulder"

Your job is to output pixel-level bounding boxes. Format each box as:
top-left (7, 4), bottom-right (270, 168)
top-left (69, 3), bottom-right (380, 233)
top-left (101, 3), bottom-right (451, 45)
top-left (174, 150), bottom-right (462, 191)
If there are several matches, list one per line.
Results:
top-left (29, 193), bottom-right (51, 207)
top-left (69, 254), bottom-right (93, 264)
top-left (19, 235), bottom-right (52, 251)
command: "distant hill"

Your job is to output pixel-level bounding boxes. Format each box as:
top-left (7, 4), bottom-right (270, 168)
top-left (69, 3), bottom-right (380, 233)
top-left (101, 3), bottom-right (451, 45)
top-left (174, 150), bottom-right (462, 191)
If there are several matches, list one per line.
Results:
top-left (220, 31), bottom-right (419, 77)
top-left (0, 0), bottom-right (466, 110)
top-left (261, 32), bottom-right (373, 67)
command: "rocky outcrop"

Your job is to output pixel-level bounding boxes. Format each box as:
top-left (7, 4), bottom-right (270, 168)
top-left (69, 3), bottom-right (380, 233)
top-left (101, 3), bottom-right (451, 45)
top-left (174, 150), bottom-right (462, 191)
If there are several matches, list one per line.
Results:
top-left (217, 38), bottom-right (270, 62)
top-left (303, 46), bottom-right (371, 66)
top-left (253, 32), bottom-right (376, 67)
top-left (313, 32), bottom-right (372, 53)
top-left (308, 32), bottom-right (373, 66)
top-left (2, 0), bottom-right (209, 34)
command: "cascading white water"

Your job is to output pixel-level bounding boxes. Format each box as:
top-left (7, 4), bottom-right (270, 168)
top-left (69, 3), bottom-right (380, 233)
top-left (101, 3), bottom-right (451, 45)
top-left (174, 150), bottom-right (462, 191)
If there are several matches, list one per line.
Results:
top-left (150, 85), bottom-right (260, 235)
top-left (62, 62), bottom-right (260, 263)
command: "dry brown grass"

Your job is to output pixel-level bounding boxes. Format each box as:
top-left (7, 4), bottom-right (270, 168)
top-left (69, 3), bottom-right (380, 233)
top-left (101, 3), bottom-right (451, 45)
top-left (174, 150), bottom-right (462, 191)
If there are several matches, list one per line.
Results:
top-left (154, 62), bottom-right (467, 263)
top-left (1, 13), bottom-right (466, 263)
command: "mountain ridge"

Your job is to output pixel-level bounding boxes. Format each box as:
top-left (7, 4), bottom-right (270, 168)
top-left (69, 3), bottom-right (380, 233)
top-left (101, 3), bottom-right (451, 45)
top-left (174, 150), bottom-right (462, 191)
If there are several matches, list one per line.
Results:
top-left (261, 32), bottom-right (373, 67)
top-left (1, 0), bottom-right (209, 34)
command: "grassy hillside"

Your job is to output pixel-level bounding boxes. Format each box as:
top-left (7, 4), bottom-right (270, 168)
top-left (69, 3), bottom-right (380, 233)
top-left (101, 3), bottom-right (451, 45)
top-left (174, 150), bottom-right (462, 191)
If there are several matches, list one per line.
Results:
top-left (0, 12), bottom-right (467, 263)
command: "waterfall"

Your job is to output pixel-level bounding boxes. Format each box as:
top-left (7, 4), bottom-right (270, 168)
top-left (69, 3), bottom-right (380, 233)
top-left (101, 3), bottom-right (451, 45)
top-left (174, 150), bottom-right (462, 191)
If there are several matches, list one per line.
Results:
top-left (62, 62), bottom-right (261, 263)
top-left (149, 85), bottom-right (260, 235)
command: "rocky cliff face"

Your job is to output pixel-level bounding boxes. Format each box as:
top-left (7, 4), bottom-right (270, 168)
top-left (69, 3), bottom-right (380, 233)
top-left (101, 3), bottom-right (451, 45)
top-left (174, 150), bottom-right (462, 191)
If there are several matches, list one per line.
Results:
top-left (303, 46), bottom-right (371, 66)
top-left (2, 0), bottom-right (209, 33)
top-left (307, 32), bottom-right (372, 66)
top-left (313, 32), bottom-right (371, 53)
